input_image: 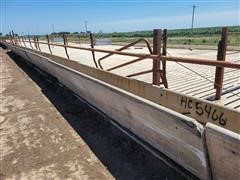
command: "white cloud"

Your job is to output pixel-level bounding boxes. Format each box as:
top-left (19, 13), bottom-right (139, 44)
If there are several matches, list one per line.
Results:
top-left (89, 10), bottom-right (239, 32)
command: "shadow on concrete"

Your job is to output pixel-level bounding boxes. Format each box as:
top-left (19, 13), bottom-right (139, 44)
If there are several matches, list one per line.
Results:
top-left (6, 50), bottom-right (197, 180)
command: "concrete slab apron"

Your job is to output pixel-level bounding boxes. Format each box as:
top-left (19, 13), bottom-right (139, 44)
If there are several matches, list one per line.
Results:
top-left (0, 49), bottom-right (113, 179)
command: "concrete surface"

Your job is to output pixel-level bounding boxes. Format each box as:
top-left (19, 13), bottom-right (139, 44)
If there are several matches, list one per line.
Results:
top-left (0, 48), bottom-right (113, 179)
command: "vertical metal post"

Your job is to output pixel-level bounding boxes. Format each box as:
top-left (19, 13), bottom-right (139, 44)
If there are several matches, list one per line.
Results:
top-left (9, 33), bottom-right (13, 44)
top-left (17, 36), bottom-right (20, 46)
top-left (90, 32), bottom-right (98, 68)
top-left (33, 36), bottom-right (38, 49)
top-left (152, 29), bottom-right (162, 85)
top-left (34, 36), bottom-right (36, 49)
top-left (162, 29), bottom-right (168, 88)
top-left (16, 36), bottom-right (21, 46)
top-left (214, 27), bottom-right (228, 100)
top-left (36, 36), bottom-right (41, 51)
top-left (11, 34), bottom-right (14, 44)
top-left (28, 35), bottom-right (33, 49)
top-left (15, 34), bottom-right (20, 46)
top-left (63, 34), bottom-right (70, 59)
top-left (46, 35), bottom-right (52, 54)
top-left (18, 36), bottom-right (23, 46)
top-left (21, 36), bottom-right (27, 47)
top-left (65, 34), bottom-right (68, 45)
top-left (33, 36), bottom-right (36, 49)
top-left (11, 31), bottom-right (17, 45)
top-left (11, 31), bottom-right (14, 45)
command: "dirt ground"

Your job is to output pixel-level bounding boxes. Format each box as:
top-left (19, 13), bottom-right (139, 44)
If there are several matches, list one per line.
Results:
top-left (0, 46), bottom-right (197, 179)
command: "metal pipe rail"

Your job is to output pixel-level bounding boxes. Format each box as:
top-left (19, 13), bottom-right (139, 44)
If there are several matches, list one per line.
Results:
top-left (97, 38), bottom-right (153, 78)
top-left (106, 57), bottom-right (145, 71)
top-left (16, 40), bottom-right (240, 69)
top-left (5, 27), bottom-right (239, 101)
top-left (98, 38), bottom-right (153, 69)
top-left (89, 32), bottom-right (98, 68)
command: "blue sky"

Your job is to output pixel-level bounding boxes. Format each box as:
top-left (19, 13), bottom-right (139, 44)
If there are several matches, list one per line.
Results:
top-left (1, 0), bottom-right (239, 35)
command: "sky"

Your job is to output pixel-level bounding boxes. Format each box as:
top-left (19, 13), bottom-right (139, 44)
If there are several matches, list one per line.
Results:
top-left (0, 0), bottom-right (239, 35)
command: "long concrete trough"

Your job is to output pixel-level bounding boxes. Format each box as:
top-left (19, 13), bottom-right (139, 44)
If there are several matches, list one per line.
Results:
top-left (3, 43), bottom-right (240, 180)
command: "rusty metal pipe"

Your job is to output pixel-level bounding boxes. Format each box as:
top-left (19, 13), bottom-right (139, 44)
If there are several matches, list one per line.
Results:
top-left (90, 33), bottom-right (98, 68)
top-left (23, 40), bottom-right (155, 58)
top-left (19, 40), bottom-right (240, 69)
top-left (33, 36), bottom-right (38, 49)
top-left (36, 36), bottom-right (41, 51)
top-left (161, 56), bottom-right (240, 69)
top-left (9, 34), bottom-right (13, 44)
top-left (63, 34), bottom-right (70, 59)
top-left (28, 35), bottom-right (34, 49)
top-left (152, 29), bottom-right (161, 86)
top-left (17, 36), bottom-right (23, 47)
top-left (161, 29), bottom-right (168, 88)
top-left (107, 57), bottom-right (145, 71)
top-left (214, 27), bottom-right (228, 100)
top-left (127, 69), bottom-right (153, 78)
top-left (98, 38), bottom-right (152, 69)
top-left (11, 31), bottom-right (17, 45)
top-left (21, 36), bottom-right (27, 47)
top-left (46, 35), bottom-right (52, 54)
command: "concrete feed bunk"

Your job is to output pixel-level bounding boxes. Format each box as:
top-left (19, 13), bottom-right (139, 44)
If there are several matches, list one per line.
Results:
top-left (3, 43), bottom-right (240, 180)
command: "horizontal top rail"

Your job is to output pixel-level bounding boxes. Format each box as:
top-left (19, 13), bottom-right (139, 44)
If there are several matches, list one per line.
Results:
top-left (19, 40), bottom-right (240, 69)
top-left (161, 56), bottom-right (240, 69)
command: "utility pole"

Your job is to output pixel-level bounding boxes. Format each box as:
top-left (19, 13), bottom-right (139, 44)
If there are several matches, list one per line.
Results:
top-left (191, 4), bottom-right (197, 34)
top-left (84, 21), bottom-right (88, 33)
